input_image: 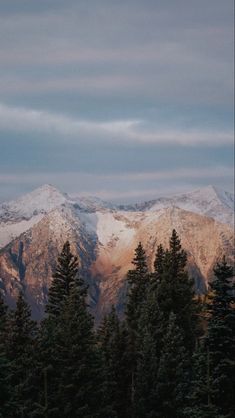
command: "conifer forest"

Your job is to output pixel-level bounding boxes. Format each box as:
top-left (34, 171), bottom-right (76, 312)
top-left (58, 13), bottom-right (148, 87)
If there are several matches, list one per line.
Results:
top-left (0, 230), bottom-right (234, 418)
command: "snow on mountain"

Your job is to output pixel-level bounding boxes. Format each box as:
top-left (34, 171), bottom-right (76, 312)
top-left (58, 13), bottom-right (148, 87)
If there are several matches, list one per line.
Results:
top-left (120, 185), bottom-right (234, 225)
top-left (0, 184), bottom-right (233, 250)
top-left (0, 214), bottom-right (44, 249)
top-left (0, 184), bottom-right (67, 221)
top-left (0, 184), bottom-right (70, 248)
top-left (71, 195), bottom-right (115, 212)
top-left (0, 184), bottom-right (234, 320)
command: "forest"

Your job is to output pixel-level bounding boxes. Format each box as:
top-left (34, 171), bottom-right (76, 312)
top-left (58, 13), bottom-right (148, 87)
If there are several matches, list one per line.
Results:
top-left (0, 230), bottom-right (234, 418)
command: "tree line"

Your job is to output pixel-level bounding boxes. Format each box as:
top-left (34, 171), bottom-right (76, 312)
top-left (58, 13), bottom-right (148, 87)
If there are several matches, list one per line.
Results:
top-left (0, 230), bottom-right (234, 418)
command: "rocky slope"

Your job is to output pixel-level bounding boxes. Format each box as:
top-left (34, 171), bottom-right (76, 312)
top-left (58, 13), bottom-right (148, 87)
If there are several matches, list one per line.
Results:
top-left (0, 184), bottom-right (234, 320)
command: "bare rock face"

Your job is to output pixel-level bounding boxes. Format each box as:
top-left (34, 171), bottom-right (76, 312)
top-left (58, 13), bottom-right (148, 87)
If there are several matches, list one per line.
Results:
top-left (90, 207), bottom-right (234, 319)
top-left (0, 184), bottom-right (234, 320)
top-left (0, 207), bottom-right (98, 318)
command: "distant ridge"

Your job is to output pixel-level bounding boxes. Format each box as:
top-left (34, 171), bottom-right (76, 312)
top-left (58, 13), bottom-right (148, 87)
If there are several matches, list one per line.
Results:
top-left (0, 184), bottom-right (234, 320)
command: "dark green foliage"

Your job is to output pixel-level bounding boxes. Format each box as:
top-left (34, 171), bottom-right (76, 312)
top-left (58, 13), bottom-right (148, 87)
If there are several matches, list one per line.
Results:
top-left (0, 291), bottom-right (13, 417)
top-left (188, 257), bottom-right (235, 418)
top-left (0, 290), bottom-right (8, 348)
top-left (6, 291), bottom-right (37, 417)
top-left (0, 348), bottom-right (13, 418)
top-left (46, 240), bottom-right (81, 317)
top-left (169, 228), bottom-right (187, 276)
top-left (134, 311), bottom-right (159, 418)
top-left (154, 244), bottom-right (165, 277)
top-left (207, 257), bottom-right (235, 416)
top-left (126, 242), bottom-right (149, 331)
top-left (34, 241), bottom-right (85, 415)
top-left (32, 317), bottom-right (62, 417)
top-left (134, 231), bottom-right (200, 417)
top-left (33, 242), bottom-right (107, 417)
top-left (156, 230), bottom-right (198, 352)
top-left (156, 312), bottom-right (190, 418)
top-left (98, 307), bottom-right (131, 418)
top-left (55, 283), bottom-right (106, 418)
top-left (151, 243), bottom-right (165, 288)
top-left (125, 242), bottom-right (150, 414)
top-left (184, 344), bottom-right (221, 418)
top-left (134, 281), bottom-right (166, 417)
top-left (0, 290), bottom-right (7, 331)
top-left (1, 233), bottom-right (234, 418)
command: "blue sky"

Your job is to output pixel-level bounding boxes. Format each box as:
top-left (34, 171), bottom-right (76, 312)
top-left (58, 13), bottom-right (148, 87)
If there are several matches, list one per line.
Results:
top-left (0, 0), bottom-right (233, 202)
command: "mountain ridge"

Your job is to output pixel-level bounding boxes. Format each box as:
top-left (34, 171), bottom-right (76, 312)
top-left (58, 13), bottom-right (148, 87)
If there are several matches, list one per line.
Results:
top-left (0, 184), bottom-right (234, 320)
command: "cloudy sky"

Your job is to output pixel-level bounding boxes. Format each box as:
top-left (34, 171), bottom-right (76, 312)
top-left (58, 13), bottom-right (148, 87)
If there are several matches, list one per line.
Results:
top-left (0, 0), bottom-right (233, 202)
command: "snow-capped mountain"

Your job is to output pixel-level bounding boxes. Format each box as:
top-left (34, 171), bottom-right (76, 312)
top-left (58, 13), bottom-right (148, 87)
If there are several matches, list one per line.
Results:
top-left (118, 185), bottom-right (234, 225)
top-left (0, 184), bottom-right (234, 320)
top-left (0, 184), bottom-right (68, 221)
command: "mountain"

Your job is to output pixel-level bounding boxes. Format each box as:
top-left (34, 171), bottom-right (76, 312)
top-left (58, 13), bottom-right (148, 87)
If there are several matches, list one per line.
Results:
top-left (0, 184), bottom-right (234, 320)
top-left (118, 185), bottom-right (234, 225)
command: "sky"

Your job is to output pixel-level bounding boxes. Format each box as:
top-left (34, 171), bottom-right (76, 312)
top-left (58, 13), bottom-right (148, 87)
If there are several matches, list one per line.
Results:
top-left (0, 0), bottom-right (234, 203)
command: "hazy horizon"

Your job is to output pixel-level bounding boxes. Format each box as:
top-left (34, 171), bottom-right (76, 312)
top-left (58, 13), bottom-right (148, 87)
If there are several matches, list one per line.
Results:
top-left (0, 182), bottom-right (234, 206)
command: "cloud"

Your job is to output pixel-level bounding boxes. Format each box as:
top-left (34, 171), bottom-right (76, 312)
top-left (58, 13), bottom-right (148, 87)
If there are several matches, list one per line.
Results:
top-left (0, 166), bottom-right (232, 187)
top-left (0, 103), bottom-right (233, 146)
top-left (0, 1), bottom-right (233, 202)
top-left (0, 1), bottom-right (232, 106)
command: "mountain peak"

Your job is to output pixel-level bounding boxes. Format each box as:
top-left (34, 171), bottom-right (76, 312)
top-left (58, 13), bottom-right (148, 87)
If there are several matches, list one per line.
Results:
top-left (190, 185), bottom-right (234, 210)
top-left (0, 183), bottom-right (67, 223)
top-left (32, 183), bottom-right (63, 195)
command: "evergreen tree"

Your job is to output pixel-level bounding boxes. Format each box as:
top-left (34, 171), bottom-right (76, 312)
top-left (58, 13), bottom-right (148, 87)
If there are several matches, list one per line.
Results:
top-left (184, 344), bottom-right (220, 418)
top-left (98, 307), bottom-right (131, 418)
top-left (152, 244), bottom-right (165, 287)
top-left (207, 257), bottom-right (235, 416)
top-left (0, 291), bottom-right (13, 417)
top-left (0, 347), bottom-right (13, 418)
top-left (155, 312), bottom-right (190, 418)
top-left (187, 257), bottom-right (235, 418)
top-left (126, 242), bottom-right (149, 330)
top-left (33, 242), bottom-right (86, 417)
top-left (126, 242), bottom-right (149, 414)
top-left (134, 281), bottom-right (166, 418)
top-left (55, 283), bottom-right (107, 418)
top-left (46, 241), bottom-right (81, 317)
top-left (169, 229), bottom-right (187, 276)
top-left (34, 246), bottom-right (105, 418)
top-left (6, 291), bottom-right (37, 418)
top-left (156, 230), bottom-right (198, 352)
top-left (31, 316), bottom-right (61, 417)
top-left (134, 313), bottom-right (159, 417)
top-left (0, 290), bottom-right (7, 334)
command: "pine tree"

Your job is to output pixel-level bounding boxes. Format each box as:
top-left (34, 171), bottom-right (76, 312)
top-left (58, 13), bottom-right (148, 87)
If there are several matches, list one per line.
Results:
top-left (34, 256), bottom-right (106, 418)
top-left (134, 317), bottom-right (159, 417)
top-left (46, 241), bottom-right (81, 317)
top-left (156, 230), bottom-right (198, 352)
top-left (169, 229), bottom-right (187, 276)
top-left (31, 316), bottom-right (61, 417)
top-left (126, 242), bottom-right (149, 414)
top-left (207, 257), bottom-right (235, 417)
top-left (126, 242), bottom-right (148, 326)
top-left (98, 307), bottom-right (131, 418)
top-left (134, 288), bottom-right (164, 418)
top-left (0, 290), bottom-right (7, 334)
top-left (6, 291), bottom-right (37, 418)
top-left (155, 312), bottom-right (190, 418)
top-left (55, 282), bottom-right (107, 418)
top-left (33, 242), bottom-right (86, 417)
top-left (0, 291), bottom-right (13, 417)
top-left (184, 344), bottom-right (221, 418)
top-left (152, 244), bottom-right (165, 287)
top-left (187, 257), bottom-right (235, 418)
